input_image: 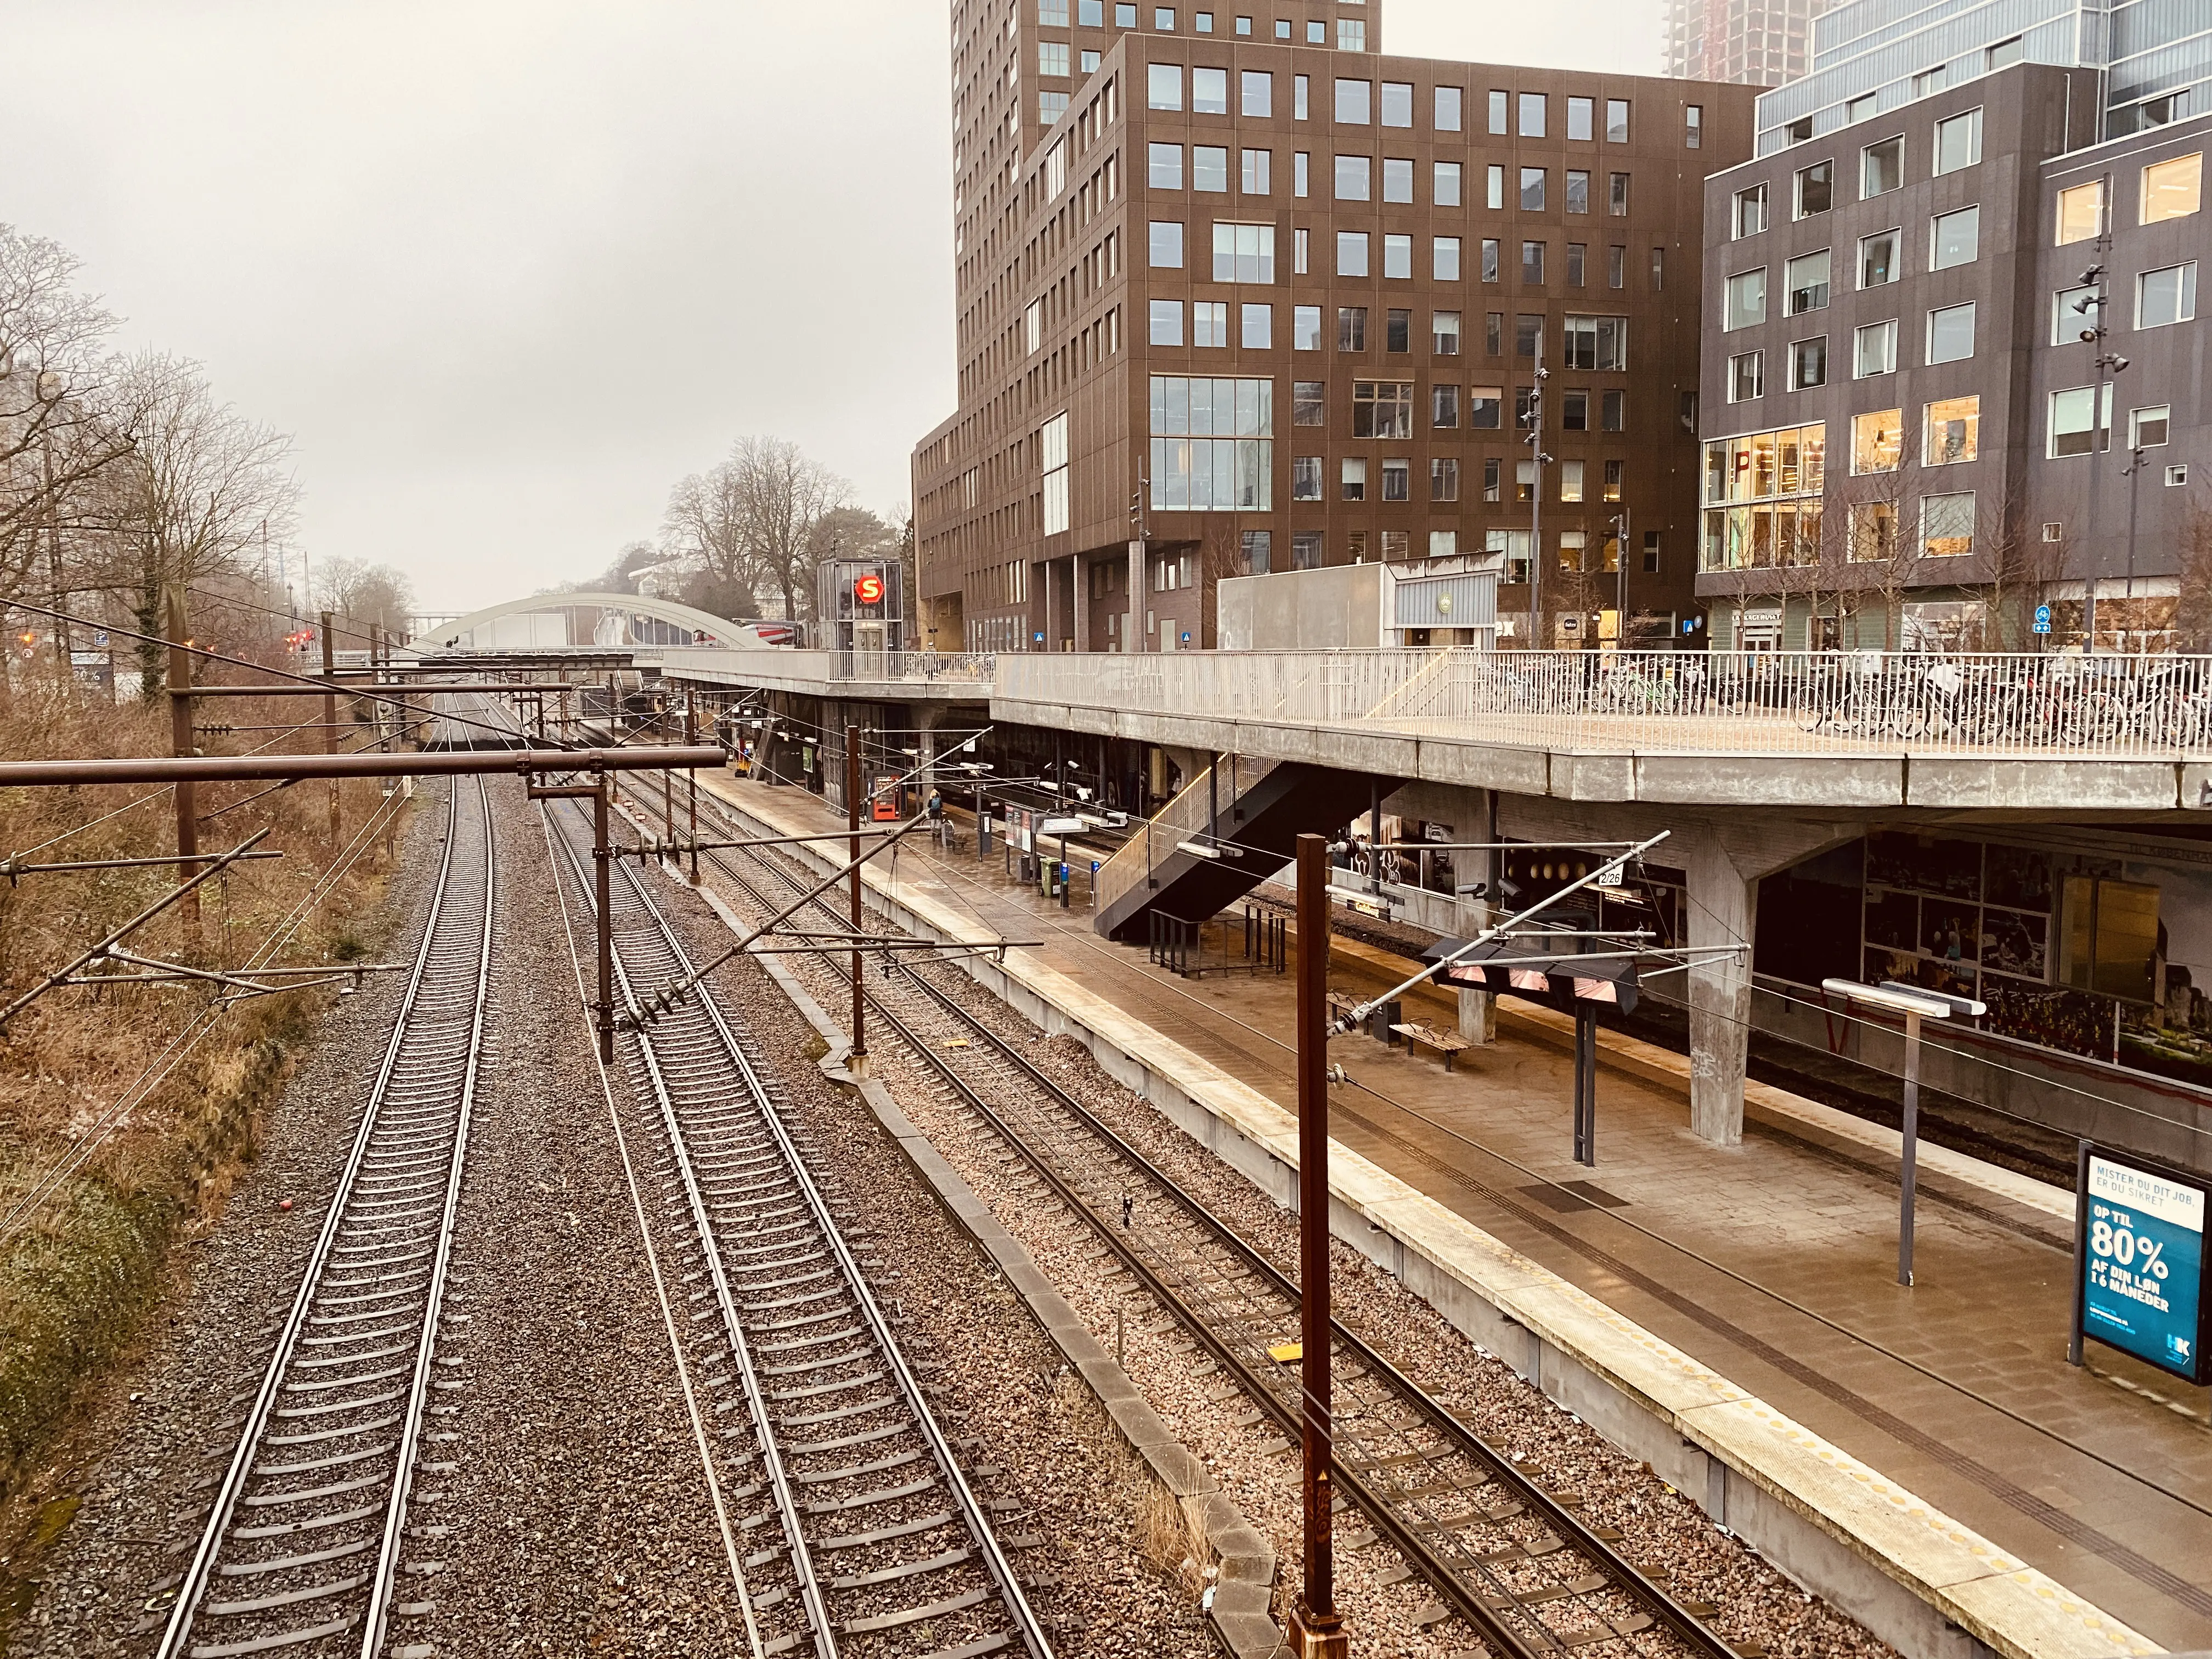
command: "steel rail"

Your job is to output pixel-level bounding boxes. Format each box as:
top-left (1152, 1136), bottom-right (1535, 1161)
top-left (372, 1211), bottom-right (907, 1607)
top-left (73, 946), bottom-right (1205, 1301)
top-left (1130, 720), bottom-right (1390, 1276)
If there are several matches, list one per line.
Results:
top-left (540, 794), bottom-right (1054, 1659)
top-left (663, 778), bottom-right (1742, 1659)
top-left (156, 775), bottom-right (494, 1659)
top-left (0, 745), bottom-right (719, 788)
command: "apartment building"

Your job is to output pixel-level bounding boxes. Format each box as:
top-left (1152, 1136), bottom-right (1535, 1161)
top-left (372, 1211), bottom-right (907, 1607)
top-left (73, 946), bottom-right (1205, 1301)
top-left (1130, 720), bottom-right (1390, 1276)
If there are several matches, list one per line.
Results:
top-left (1664, 0), bottom-right (1826, 86)
top-left (1699, 58), bottom-right (2208, 648)
top-left (912, 0), bottom-right (1758, 653)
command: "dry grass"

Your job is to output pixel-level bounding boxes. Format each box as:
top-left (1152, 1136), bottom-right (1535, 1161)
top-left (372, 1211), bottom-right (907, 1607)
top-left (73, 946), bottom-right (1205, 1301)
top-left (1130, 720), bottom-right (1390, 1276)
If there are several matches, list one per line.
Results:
top-left (1133, 1467), bottom-right (1220, 1598)
top-left (0, 669), bottom-right (412, 1502)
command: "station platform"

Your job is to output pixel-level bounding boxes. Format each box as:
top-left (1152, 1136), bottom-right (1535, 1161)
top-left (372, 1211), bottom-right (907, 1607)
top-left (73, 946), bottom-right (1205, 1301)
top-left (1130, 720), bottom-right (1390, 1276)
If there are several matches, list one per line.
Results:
top-left (688, 774), bottom-right (2212, 1658)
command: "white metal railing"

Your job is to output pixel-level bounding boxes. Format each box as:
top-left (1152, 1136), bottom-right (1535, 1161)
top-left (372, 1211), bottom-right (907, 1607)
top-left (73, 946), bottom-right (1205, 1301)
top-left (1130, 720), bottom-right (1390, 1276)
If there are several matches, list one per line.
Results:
top-left (1093, 755), bottom-right (1282, 919)
top-left (653, 647), bottom-right (998, 687)
top-left (994, 649), bottom-right (2212, 759)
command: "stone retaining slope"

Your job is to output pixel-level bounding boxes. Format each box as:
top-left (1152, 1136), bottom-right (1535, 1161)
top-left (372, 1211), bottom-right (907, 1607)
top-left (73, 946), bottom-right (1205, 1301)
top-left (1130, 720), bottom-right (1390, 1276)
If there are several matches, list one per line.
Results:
top-left (702, 778), bottom-right (2163, 1659)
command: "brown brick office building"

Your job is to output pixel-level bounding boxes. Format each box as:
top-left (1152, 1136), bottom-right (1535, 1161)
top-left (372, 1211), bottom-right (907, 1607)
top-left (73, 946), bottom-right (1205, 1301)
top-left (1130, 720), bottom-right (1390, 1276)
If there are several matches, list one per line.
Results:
top-left (911, 1), bottom-right (1757, 653)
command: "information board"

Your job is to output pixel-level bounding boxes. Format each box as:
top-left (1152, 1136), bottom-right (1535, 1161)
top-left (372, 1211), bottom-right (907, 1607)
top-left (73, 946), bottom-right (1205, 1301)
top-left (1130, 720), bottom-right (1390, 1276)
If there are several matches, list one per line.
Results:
top-left (2080, 1148), bottom-right (2208, 1383)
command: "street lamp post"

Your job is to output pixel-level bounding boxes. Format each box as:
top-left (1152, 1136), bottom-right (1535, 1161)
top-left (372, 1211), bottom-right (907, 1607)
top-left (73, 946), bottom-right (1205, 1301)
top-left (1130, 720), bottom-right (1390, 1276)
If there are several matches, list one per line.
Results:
top-left (1823, 979), bottom-right (1985, 1285)
top-left (1526, 334), bottom-right (1550, 651)
top-left (2122, 442), bottom-right (2149, 650)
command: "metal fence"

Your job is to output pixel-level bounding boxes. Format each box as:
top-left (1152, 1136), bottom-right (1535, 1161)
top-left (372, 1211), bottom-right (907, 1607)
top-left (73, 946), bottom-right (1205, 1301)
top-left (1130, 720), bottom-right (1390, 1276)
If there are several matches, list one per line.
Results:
top-left (995, 649), bottom-right (2212, 759)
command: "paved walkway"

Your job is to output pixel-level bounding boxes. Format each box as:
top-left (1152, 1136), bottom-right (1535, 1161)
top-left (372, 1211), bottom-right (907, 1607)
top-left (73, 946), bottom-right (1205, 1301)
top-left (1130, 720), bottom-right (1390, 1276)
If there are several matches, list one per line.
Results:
top-left (704, 776), bottom-right (2212, 1652)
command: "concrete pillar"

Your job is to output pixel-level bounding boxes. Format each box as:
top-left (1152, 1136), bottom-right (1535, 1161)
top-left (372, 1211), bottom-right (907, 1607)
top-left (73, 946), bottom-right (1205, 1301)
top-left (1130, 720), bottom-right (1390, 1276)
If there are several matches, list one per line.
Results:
top-left (1073, 554), bottom-right (1088, 650)
top-left (1685, 836), bottom-right (1756, 1147)
top-left (1458, 987), bottom-right (1497, 1045)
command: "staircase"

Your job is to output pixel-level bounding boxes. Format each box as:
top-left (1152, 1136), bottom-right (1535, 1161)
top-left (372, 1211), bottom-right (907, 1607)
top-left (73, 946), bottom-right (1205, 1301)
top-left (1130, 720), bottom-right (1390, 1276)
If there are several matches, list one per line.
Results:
top-left (1093, 757), bottom-right (1384, 942)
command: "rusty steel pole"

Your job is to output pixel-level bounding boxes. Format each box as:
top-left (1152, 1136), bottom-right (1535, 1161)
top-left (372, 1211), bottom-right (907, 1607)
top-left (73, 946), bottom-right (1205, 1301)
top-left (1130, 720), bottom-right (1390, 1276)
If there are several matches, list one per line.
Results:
top-left (1291, 833), bottom-right (1347, 1659)
top-left (162, 588), bottom-right (200, 932)
top-left (594, 777), bottom-right (615, 1064)
top-left (847, 724), bottom-right (866, 1071)
top-left (319, 612), bottom-right (340, 843)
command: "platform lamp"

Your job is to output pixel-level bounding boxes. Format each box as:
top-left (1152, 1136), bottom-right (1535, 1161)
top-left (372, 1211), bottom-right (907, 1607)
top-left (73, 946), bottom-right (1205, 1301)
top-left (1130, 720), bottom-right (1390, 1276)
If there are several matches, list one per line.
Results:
top-left (1822, 978), bottom-right (1985, 1286)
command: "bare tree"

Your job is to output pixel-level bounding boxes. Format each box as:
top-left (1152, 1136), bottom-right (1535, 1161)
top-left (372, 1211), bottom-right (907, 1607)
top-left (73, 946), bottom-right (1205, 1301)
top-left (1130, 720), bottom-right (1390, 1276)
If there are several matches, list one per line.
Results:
top-left (660, 467), bottom-right (748, 608)
top-left (2174, 492), bottom-right (2212, 652)
top-left (0, 227), bottom-right (141, 612)
top-left (728, 437), bottom-right (851, 623)
top-left (104, 353), bottom-right (298, 695)
top-left (313, 557), bottom-right (415, 637)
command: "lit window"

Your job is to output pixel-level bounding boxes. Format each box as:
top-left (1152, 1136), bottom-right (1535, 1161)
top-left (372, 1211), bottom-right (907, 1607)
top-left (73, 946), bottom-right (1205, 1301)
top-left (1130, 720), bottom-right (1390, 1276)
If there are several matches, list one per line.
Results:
top-left (1852, 409), bottom-right (1903, 473)
top-left (1924, 395), bottom-right (1979, 463)
top-left (1861, 135), bottom-right (1903, 198)
top-left (1930, 206), bottom-right (1979, 269)
top-left (1854, 319), bottom-right (1897, 377)
top-left (1604, 459), bottom-right (1624, 501)
top-left (1559, 459), bottom-right (1585, 502)
top-left (2056, 179), bottom-right (2104, 244)
top-left (2141, 153), bottom-right (2202, 223)
top-left (1933, 108), bottom-right (1981, 174)
top-left (2137, 263), bottom-right (2198, 328)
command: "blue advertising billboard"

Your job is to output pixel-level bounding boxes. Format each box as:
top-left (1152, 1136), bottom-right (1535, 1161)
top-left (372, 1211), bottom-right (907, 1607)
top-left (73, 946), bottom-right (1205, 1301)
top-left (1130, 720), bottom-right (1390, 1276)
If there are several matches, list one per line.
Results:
top-left (2080, 1150), bottom-right (2208, 1384)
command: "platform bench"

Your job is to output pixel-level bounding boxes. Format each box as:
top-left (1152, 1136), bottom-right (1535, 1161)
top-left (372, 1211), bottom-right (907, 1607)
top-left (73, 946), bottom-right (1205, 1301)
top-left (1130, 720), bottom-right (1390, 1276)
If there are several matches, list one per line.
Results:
top-left (1391, 1021), bottom-right (1474, 1072)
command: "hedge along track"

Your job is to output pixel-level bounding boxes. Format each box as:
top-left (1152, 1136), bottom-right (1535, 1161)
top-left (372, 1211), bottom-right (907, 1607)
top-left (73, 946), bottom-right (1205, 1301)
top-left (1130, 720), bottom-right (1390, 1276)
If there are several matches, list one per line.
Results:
top-left (156, 775), bottom-right (492, 1659)
top-left (538, 787), bottom-right (1054, 1659)
top-left (629, 771), bottom-right (1753, 1659)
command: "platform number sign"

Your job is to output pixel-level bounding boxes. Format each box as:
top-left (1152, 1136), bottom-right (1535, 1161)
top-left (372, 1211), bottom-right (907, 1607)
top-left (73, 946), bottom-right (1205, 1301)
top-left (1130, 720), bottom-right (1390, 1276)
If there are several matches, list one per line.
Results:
top-left (2033, 605), bottom-right (2052, 636)
top-left (2077, 1148), bottom-right (2208, 1384)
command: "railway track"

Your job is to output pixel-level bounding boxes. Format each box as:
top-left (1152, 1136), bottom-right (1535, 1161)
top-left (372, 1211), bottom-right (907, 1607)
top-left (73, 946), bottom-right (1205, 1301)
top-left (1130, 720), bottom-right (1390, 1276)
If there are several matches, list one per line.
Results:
top-left (538, 782), bottom-right (1056, 1659)
top-left (635, 774), bottom-right (1750, 1659)
top-left (156, 775), bottom-right (492, 1659)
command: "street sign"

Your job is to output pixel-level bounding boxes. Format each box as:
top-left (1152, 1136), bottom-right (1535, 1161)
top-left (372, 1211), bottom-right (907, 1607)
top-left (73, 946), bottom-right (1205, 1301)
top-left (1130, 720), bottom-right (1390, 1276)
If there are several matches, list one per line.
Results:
top-left (2034, 604), bottom-right (2053, 635)
top-left (2076, 1147), bottom-right (2207, 1384)
top-left (93, 631), bottom-right (110, 647)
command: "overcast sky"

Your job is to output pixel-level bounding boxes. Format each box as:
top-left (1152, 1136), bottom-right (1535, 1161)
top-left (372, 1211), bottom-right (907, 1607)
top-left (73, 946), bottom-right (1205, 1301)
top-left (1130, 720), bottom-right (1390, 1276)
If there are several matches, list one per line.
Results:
top-left (0, 1), bottom-right (1664, 614)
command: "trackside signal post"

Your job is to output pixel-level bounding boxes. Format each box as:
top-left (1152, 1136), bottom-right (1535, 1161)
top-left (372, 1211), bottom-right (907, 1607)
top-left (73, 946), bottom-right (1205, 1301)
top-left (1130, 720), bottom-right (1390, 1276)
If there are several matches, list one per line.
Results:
top-left (1290, 834), bottom-right (1347, 1659)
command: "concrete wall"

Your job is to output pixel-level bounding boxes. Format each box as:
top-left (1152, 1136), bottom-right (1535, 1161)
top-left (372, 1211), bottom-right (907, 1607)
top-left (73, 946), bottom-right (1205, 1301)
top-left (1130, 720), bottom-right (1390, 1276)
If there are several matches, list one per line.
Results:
top-left (1217, 564), bottom-right (1389, 651)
